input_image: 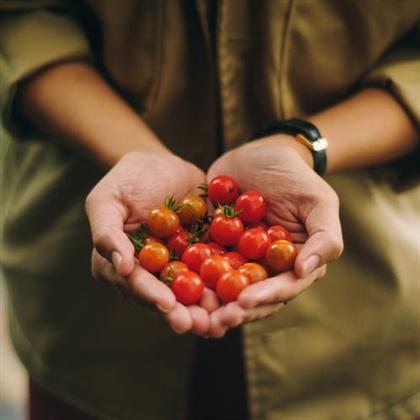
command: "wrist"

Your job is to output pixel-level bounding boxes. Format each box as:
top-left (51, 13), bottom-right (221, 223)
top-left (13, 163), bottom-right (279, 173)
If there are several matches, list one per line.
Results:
top-left (97, 129), bottom-right (170, 168)
top-left (251, 119), bottom-right (328, 175)
top-left (252, 135), bottom-right (314, 169)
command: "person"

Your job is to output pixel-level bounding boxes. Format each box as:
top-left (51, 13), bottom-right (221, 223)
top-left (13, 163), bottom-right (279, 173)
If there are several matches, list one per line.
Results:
top-left (0, 1), bottom-right (419, 419)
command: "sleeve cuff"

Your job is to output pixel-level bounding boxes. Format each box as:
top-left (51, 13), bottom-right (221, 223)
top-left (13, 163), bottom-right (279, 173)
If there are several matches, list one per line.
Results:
top-left (362, 43), bottom-right (420, 190)
top-left (0, 10), bottom-right (91, 137)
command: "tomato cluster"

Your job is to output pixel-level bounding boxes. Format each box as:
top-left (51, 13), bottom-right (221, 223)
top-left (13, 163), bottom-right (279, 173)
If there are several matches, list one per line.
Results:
top-left (128, 176), bottom-right (297, 306)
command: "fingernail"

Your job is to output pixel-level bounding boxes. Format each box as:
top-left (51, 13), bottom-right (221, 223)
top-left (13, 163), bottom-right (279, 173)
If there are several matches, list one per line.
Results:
top-left (301, 255), bottom-right (321, 277)
top-left (173, 326), bottom-right (186, 334)
top-left (112, 251), bottom-right (122, 271)
top-left (157, 304), bottom-right (171, 314)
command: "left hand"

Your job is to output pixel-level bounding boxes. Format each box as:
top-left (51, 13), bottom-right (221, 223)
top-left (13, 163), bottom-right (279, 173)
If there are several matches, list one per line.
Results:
top-left (206, 135), bottom-right (344, 337)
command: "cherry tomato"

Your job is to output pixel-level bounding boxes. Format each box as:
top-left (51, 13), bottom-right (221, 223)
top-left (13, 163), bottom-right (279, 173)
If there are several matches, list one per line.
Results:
top-left (238, 262), bottom-right (268, 284)
top-left (178, 195), bottom-right (207, 225)
top-left (181, 243), bottom-right (212, 272)
top-left (160, 261), bottom-right (189, 284)
top-left (207, 242), bottom-right (226, 256)
top-left (234, 191), bottom-right (267, 224)
top-left (166, 228), bottom-right (191, 258)
top-left (210, 215), bottom-right (244, 246)
top-left (199, 255), bottom-right (231, 289)
top-left (208, 175), bottom-right (240, 205)
top-left (138, 242), bottom-right (170, 273)
top-left (147, 207), bottom-right (179, 238)
top-left (216, 270), bottom-right (250, 303)
top-left (267, 225), bottom-right (292, 242)
top-left (224, 251), bottom-right (248, 269)
top-left (212, 207), bottom-right (225, 218)
top-left (238, 227), bottom-right (270, 260)
top-left (265, 240), bottom-right (297, 272)
top-left (172, 271), bottom-right (204, 305)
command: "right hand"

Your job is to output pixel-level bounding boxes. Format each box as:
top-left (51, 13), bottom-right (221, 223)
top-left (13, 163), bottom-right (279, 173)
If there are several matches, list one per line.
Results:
top-left (85, 151), bottom-right (219, 335)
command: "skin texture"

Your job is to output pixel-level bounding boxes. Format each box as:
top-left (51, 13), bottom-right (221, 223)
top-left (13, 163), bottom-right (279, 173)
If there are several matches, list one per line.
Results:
top-left (17, 61), bottom-right (418, 338)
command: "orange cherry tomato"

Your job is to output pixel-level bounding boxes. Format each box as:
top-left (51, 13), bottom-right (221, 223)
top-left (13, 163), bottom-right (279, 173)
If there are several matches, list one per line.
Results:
top-left (216, 270), bottom-right (250, 303)
top-left (178, 195), bottom-right (207, 225)
top-left (160, 261), bottom-right (189, 284)
top-left (147, 207), bottom-right (179, 238)
top-left (199, 255), bottom-right (231, 289)
top-left (265, 240), bottom-right (297, 273)
top-left (238, 262), bottom-right (268, 284)
top-left (138, 242), bottom-right (170, 273)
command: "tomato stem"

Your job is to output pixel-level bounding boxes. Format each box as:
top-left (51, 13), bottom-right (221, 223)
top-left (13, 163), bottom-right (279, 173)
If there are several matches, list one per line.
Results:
top-left (164, 195), bottom-right (182, 213)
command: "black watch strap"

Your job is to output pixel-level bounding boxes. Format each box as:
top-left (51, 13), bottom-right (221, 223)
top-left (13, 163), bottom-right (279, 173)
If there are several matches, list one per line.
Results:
top-left (254, 119), bottom-right (328, 176)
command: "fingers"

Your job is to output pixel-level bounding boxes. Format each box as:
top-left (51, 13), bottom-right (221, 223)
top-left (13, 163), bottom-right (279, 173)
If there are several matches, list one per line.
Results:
top-left (165, 302), bottom-right (193, 334)
top-left (85, 189), bottom-right (135, 277)
top-left (126, 265), bottom-right (176, 313)
top-left (188, 305), bottom-right (210, 335)
top-left (238, 265), bottom-right (327, 309)
top-left (91, 249), bottom-right (126, 285)
top-left (208, 301), bottom-right (284, 338)
top-left (200, 288), bottom-right (221, 313)
top-left (296, 198), bottom-right (343, 278)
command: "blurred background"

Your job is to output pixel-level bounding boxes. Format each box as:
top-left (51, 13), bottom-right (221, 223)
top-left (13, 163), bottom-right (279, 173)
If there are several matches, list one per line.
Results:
top-left (1, 126), bottom-right (27, 419)
top-left (0, 272), bottom-right (27, 420)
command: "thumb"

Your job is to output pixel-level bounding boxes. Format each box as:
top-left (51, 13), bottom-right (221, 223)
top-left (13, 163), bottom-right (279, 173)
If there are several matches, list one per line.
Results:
top-left (295, 200), bottom-right (344, 278)
top-left (85, 191), bottom-right (135, 277)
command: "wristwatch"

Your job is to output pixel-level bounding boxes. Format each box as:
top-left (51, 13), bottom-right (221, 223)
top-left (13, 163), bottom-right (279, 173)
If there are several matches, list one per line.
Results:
top-left (254, 119), bottom-right (328, 176)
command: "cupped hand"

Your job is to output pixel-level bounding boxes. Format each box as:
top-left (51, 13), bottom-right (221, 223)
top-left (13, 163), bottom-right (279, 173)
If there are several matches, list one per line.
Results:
top-left (206, 135), bottom-right (344, 336)
top-left (85, 151), bottom-right (219, 335)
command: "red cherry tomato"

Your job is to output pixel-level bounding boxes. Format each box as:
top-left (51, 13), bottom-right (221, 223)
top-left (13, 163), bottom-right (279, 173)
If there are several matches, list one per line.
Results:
top-left (172, 271), bottom-right (204, 305)
top-left (267, 225), bottom-right (292, 242)
top-left (160, 261), bottom-right (189, 284)
top-left (147, 207), bottom-right (179, 238)
top-left (210, 215), bottom-right (244, 246)
top-left (178, 195), bottom-right (207, 225)
top-left (224, 251), bottom-right (248, 269)
top-left (166, 228), bottom-right (191, 258)
top-left (238, 227), bottom-right (270, 260)
top-left (208, 175), bottom-right (240, 205)
top-left (265, 240), bottom-right (297, 272)
top-left (199, 255), bottom-right (232, 289)
top-left (238, 262), bottom-right (268, 284)
top-left (234, 191), bottom-right (267, 224)
top-left (181, 243), bottom-right (212, 272)
top-left (216, 270), bottom-right (250, 303)
top-left (138, 242), bottom-right (170, 273)
top-left (207, 242), bottom-right (226, 255)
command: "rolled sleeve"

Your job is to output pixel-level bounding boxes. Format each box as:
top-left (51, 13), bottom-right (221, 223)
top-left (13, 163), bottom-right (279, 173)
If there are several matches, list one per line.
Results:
top-left (0, 9), bottom-right (91, 136)
top-left (362, 25), bottom-right (420, 189)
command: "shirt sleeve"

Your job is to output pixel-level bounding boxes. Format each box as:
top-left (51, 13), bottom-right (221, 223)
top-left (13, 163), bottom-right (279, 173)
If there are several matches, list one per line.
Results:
top-left (0, 2), bottom-right (91, 137)
top-left (362, 22), bottom-right (420, 190)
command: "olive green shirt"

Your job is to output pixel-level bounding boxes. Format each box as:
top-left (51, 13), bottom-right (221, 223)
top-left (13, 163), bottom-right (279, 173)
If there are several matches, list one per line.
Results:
top-left (1, 1), bottom-right (419, 419)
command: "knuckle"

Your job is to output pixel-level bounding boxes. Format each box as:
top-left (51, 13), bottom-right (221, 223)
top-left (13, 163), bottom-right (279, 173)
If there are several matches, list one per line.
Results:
top-left (85, 190), bottom-right (97, 213)
top-left (330, 235), bottom-right (344, 258)
top-left (93, 228), bottom-right (118, 255)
